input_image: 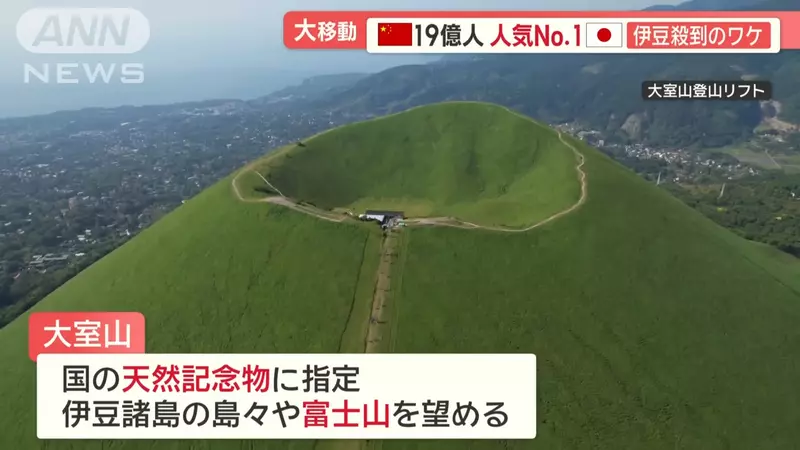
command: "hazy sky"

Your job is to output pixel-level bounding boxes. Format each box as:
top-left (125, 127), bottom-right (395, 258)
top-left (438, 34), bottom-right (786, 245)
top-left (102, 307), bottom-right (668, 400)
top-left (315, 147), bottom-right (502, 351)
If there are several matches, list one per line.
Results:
top-left (0, 0), bottom-right (679, 117)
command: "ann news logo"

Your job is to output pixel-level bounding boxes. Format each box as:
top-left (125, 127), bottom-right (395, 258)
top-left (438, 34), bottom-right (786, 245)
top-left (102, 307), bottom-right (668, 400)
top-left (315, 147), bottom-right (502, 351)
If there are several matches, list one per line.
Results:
top-left (16, 8), bottom-right (150, 85)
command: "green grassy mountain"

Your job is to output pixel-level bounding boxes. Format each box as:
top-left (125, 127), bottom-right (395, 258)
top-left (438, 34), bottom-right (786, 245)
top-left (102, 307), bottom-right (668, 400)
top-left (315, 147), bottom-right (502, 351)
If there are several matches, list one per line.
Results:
top-left (2, 102), bottom-right (800, 449)
top-left (259, 103), bottom-right (580, 227)
top-left (308, 0), bottom-right (799, 148)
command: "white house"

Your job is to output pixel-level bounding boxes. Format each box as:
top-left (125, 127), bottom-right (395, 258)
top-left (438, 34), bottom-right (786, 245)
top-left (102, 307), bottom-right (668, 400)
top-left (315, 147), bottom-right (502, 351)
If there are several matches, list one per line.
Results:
top-left (358, 210), bottom-right (404, 224)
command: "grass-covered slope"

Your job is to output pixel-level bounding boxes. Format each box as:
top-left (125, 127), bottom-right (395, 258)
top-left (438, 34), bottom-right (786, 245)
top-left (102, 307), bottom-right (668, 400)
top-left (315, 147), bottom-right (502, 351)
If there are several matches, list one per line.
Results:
top-left (386, 134), bottom-right (800, 450)
top-left (2, 101), bottom-right (800, 449)
top-left (259, 102), bottom-right (580, 227)
top-left (0, 174), bottom-right (382, 449)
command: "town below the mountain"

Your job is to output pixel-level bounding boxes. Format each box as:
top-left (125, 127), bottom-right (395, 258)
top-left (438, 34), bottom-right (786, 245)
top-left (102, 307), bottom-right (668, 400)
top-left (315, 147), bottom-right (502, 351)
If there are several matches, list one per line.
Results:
top-left (1, 70), bottom-right (799, 327)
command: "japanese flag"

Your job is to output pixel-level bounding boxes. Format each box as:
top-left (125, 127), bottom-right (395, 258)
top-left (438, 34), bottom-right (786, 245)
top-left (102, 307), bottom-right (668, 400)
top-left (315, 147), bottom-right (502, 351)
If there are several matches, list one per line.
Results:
top-left (585, 22), bottom-right (623, 48)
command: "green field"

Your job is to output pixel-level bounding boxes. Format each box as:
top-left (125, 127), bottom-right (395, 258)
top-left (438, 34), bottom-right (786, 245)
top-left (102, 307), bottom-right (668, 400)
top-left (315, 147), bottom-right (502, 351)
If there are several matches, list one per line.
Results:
top-left (773, 153), bottom-right (800, 173)
top-left (256, 102), bottom-right (580, 228)
top-left (711, 144), bottom-right (800, 173)
top-left (2, 101), bottom-right (800, 449)
top-left (387, 135), bottom-right (800, 449)
top-left (0, 174), bottom-right (382, 449)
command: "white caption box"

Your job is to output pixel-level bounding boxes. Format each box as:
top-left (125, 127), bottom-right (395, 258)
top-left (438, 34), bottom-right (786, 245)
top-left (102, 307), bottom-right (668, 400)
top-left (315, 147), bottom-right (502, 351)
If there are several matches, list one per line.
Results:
top-left (38, 353), bottom-right (537, 439)
top-left (366, 18), bottom-right (780, 54)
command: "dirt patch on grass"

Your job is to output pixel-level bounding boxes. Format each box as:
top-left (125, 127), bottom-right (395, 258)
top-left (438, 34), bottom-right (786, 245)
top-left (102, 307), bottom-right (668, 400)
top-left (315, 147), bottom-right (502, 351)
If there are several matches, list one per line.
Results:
top-left (365, 232), bottom-right (397, 353)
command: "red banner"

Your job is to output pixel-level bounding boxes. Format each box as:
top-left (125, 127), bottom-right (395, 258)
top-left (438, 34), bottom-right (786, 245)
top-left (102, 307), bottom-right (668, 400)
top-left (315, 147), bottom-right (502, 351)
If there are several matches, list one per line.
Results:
top-left (28, 312), bottom-right (145, 362)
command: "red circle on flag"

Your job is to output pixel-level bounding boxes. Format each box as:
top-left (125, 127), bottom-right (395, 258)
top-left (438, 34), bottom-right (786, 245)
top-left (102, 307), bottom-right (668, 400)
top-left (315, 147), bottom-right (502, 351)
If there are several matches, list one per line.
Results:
top-left (597, 28), bottom-right (612, 43)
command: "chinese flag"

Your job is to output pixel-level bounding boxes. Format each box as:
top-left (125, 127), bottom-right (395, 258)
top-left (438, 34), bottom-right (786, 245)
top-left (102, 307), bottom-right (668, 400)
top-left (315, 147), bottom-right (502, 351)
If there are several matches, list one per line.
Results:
top-left (377, 22), bottom-right (413, 46)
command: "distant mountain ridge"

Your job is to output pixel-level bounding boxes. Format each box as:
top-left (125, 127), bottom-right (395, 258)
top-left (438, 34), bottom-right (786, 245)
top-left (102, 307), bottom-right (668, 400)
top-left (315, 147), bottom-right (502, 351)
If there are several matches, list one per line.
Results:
top-left (252, 73), bottom-right (368, 105)
top-left (320, 0), bottom-right (799, 148)
top-left (645, 0), bottom-right (761, 10)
